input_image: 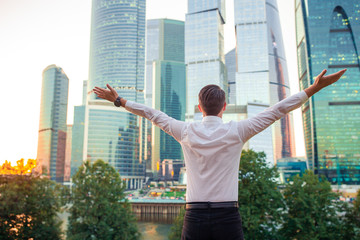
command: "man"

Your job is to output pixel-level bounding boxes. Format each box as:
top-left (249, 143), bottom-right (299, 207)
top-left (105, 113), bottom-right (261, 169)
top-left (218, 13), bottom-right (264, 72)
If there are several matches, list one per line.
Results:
top-left (93, 69), bottom-right (346, 240)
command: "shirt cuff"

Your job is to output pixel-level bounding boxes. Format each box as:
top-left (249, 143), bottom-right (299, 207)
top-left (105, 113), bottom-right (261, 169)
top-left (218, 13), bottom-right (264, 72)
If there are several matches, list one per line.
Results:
top-left (124, 100), bottom-right (134, 110)
top-left (299, 90), bottom-right (309, 103)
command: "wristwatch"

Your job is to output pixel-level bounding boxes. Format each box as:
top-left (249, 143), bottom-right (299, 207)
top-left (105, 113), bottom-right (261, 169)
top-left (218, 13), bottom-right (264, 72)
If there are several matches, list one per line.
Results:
top-left (114, 96), bottom-right (122, 107)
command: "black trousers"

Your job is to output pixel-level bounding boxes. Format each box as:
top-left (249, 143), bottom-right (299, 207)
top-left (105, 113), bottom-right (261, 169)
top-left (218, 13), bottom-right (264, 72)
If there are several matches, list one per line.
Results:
top-left (181, 207), bottom-right (244, 240)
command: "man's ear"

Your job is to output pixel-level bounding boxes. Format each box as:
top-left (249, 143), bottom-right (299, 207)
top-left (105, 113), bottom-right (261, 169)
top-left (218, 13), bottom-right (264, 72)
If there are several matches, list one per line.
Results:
top-left (198, 104), bottom-right (203, 112)
top-left (223, 102), bottom-right (227, 111)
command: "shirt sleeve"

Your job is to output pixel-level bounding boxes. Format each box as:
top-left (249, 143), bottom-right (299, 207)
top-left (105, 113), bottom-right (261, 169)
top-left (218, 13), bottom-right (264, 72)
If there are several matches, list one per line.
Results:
top-left (237, 91), bottom-right (309, 143)
top-left (125, 100), bottom-right (186, 142)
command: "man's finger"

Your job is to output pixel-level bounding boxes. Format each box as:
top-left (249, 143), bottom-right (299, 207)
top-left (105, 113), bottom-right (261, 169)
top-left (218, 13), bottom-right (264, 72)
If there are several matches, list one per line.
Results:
top-left (94, 86), bottom-right (106, 92)
top-left (318, 69), bottom-right (327, 79)
top-left (107, 84), bottom-right (118, 95)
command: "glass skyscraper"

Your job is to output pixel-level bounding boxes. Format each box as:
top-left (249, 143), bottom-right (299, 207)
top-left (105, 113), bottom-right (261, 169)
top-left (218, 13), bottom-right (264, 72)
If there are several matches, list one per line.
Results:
top-left (37, 65), bottom-right (69, 183)
top-left (146, 19), bottom-right (186, 173)
top-left (85, 0), bottom-right (146, 189)
top-left (64, 124), bottom-right (72, 183)
top-left (185, 0), bottom-right (227, 120)
top-left (225, 48), bottom-right (236, 105)
top-left (70, 105), bottom-right (85, 178)
top-left (295, 0), bottom-right (360, 184)
top-left (234, 0), bottom-right (295, 163)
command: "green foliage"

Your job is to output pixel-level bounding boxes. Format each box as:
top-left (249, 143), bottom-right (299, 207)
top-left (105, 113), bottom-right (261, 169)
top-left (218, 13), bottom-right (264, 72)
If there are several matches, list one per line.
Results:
top-left (238, 150), bottom-right (284, 240)
top-left (280, 171), bottom-right (349, 240)
top-left (67, 159), bottom-right (140, 240)
top-left (168, 208), bottom-right (185, 240)
top-left (0, 175), bottom-right (67, 240)
top-left (342, 189), bottom-right (360, 239)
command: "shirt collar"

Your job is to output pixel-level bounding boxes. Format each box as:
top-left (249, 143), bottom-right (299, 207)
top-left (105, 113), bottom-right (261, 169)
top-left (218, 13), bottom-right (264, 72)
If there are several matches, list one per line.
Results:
top-left (202, 115), bottom-right (223, 123)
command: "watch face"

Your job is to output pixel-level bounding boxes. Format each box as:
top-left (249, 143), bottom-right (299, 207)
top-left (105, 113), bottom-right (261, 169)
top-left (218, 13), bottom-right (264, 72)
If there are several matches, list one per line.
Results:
top-left (114, 98), bottom-right (121, 107)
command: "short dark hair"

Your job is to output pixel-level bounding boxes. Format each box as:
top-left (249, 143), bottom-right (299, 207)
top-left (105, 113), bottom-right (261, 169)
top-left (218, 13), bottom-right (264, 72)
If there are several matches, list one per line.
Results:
top-left (198, 85), bottom-right (225, 116)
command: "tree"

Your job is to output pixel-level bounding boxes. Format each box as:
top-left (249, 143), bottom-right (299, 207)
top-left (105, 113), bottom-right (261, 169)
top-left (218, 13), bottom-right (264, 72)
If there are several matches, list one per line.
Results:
top-left (168, 208), bottom-right (185, 240)
top-left (280, 171), bottom-right (349, 240)
top-left (238, 149), bottom-right (284, 240)
top-left (0, 175), bottom-right (67, 240)
top-left (342, 189), bottom-right (360, 239)
top-left (67, 160), bottom-right (140, 240)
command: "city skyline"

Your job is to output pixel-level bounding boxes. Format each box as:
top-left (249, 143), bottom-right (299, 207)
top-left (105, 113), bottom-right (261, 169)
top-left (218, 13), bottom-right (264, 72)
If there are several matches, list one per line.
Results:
top-left (0, 0), bottom-right (303, 164)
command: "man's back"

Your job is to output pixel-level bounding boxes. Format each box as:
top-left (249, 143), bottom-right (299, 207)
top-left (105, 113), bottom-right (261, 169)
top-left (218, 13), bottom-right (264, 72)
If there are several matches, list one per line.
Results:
top-left (181, 117), bottom-right (243, 202)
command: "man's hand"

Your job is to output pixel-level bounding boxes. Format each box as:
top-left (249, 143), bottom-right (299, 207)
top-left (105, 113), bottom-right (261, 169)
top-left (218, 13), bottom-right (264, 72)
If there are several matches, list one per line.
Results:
top-left (93, 84), bottom-right (119, 102)
top-left (304, 69), bottom-right (347, 97)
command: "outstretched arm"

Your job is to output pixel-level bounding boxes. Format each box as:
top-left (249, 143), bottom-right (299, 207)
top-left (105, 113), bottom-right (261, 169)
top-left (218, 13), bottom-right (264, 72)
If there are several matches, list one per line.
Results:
top-left (93, 84), bottom-right (185, 142)
top-left (238, 69), bottom-right (347, 142)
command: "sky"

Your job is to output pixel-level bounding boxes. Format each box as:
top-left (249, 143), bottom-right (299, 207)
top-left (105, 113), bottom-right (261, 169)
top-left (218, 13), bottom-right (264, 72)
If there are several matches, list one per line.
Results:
top-left (0, 0), bottom-right (304, 165)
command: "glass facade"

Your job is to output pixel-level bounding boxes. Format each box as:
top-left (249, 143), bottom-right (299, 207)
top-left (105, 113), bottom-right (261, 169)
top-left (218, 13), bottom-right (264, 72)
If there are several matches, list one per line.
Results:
top-left (234, 0), bottom-right (295, 163)
top-left (86, 105), bottom-right (145, 178)
top-left (185, 0), bottom-right (227, 119)
top-left (85, 0), bottom-right (146, 189)
top-left (88, 0), bottom-right (145, 102)
top-left (296, 0), bottom-right (360, 184)
top-left (152, 61), bottom-right (186, 169)
top-left (146, 19), bottom-right (186, 173)
top-left (70, 105), bottom-right (85, 178)
top-left (277, 157), bottom-right (308, 184)
top-left (225, 48), bottom-right (236, 104)
top-left (64, 124), bottom-right (72, 182)
top-left (37, 65), bottom-right (69, 183)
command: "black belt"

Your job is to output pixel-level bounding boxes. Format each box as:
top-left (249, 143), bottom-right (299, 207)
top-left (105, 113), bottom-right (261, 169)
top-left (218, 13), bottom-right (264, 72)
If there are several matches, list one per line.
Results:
top-left (186, 201), bottom-right (239, 210)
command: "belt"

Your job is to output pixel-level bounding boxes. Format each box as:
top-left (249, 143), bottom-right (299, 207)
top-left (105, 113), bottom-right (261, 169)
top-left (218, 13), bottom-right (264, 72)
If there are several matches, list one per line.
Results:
top-left (186, 201), bottom-right (239, 210)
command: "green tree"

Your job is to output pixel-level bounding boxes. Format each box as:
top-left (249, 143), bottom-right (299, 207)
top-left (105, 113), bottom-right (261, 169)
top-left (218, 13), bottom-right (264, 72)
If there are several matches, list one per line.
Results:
top-left (280, 171), bottom-right (349, 240)
top-left (0, 175), bottom-right (67, 240)
top-left (238, 149), bottom-right (284, 240)
top-left (168, 208), bottom-right (185, 240)
top-left (342, 189), bottom-right (360, 239)
top-left (67, 160), bottom-right (140, 240)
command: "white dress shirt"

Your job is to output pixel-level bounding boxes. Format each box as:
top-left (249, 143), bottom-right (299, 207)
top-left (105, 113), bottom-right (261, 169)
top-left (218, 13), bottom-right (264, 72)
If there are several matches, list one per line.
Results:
top-left (125, 91), bottom-right (308, 202)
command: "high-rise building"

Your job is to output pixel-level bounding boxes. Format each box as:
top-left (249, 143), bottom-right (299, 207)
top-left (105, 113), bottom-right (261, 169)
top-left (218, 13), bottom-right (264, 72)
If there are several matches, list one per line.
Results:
top-left (70, 105), bottom-right (85, 178)
top-left (70, 80), bottom-right (87, 179)
top-left (295, 0), bottom-right (360, 185)
top-left (84, 0), bottom-right (146, 189)
top-left (146, 19), bottom-right (186, 173)
top-left (233, 0), bottom-right (295, 163)
top-left (64, 124), bottom-right (72, 183)
top-left (225, 48), bottom-right (236, 105)
top-left (185, 0), bottom-right (227, 120)
top-left (36, 64), bottom-right (69, 182)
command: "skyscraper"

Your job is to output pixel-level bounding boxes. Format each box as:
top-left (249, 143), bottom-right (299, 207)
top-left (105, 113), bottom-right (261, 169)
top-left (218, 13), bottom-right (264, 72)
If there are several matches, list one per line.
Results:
top-left (225, 48), bottom-right (236, 105)
top-left (70, 81), bottom-right (87, 178)
top-left (37, 64), bottom-right (69, 182)
top-left (64, 124), bottom-right (72, 183)
top-left (84, 0), bottom-right (146, 189)
top-left (233, 0), bottom-right (295, 162)
top-left (146, 19), bottom-right (186, 173)
top-left (295, 0), bottom-right (360, 185)
top-left (185, 0), bottom-right (227, 120)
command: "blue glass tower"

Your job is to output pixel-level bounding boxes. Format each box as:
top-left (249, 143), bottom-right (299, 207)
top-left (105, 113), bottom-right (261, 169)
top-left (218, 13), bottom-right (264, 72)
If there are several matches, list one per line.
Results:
top-left (37, 65), bottom-right (69, 183)
top-left (233, 0), bottom-right (296, 163)
top-left (146, 19), bottom-right (186, 173)
top-left (295, 0), bottom-right (360, 184)
top-left (185, 0), bottom-right (227, 120)
top-left (85, 0), bottom-right (146, 189)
